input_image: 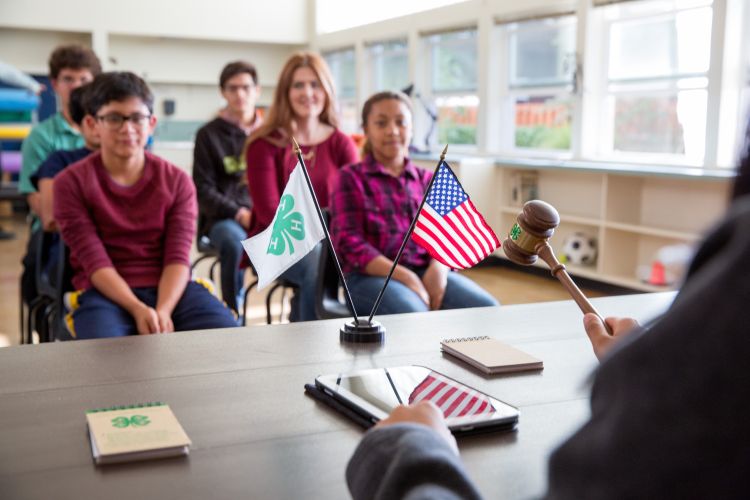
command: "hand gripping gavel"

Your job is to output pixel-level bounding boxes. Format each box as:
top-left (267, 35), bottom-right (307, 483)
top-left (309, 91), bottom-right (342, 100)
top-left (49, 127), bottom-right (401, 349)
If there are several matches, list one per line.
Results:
top-left (503, 200), bottom-right (612, 334)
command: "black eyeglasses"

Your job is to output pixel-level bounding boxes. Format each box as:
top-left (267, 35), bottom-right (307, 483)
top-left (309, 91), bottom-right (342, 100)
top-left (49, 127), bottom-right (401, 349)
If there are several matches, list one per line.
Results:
top-left (96, 113), bottom-right (151, 130)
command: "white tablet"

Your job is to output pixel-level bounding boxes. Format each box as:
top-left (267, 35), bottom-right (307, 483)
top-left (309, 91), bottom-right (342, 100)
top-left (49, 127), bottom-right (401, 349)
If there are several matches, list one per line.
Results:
top-left (314, 365), bottom-right (519, 434)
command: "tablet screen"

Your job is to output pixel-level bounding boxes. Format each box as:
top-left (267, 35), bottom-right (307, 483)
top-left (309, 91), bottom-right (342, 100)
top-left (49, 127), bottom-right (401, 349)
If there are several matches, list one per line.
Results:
top-left (315, 366), bottom-right (518, 430)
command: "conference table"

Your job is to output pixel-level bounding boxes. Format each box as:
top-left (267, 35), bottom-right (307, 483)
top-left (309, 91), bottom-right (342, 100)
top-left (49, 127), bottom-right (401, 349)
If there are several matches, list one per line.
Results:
top-left (0, 292), bottom-right (674, 499)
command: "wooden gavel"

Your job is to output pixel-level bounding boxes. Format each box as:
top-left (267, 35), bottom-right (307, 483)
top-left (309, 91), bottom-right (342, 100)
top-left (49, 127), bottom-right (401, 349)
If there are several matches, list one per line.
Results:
top-left (503, 200), bottom-right (612, 335)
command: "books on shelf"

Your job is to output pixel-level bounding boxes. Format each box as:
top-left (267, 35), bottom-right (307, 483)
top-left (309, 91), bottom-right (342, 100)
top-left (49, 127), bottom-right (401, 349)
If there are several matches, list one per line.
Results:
top-left (510, 171), bottom-right (538, 206)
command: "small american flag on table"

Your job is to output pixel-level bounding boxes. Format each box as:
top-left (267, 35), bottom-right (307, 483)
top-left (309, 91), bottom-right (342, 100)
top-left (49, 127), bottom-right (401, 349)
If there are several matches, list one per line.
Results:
top-left (408, 371), bottom-right (496, 418)
top-left (412, 162), bottom-right (500, 270)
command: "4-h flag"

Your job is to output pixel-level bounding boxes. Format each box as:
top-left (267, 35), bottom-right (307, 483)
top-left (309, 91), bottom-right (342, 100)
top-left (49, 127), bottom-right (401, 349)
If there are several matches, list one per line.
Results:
top-left (242, 162), bottom-right (325, 289)
top-left (412, 162), bottom-right (500, 270)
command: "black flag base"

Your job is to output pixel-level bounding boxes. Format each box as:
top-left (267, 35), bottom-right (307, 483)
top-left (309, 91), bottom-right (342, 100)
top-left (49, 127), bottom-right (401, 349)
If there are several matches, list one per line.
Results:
top-left (340, 318), bottom-right (385, 344)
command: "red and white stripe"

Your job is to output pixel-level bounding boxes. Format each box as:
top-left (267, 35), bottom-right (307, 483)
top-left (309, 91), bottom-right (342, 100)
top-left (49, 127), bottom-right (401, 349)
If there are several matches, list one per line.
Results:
top-left (408, 372), bottom-right (496, 418)
top-left (412, 200), bottom-right (500, 270)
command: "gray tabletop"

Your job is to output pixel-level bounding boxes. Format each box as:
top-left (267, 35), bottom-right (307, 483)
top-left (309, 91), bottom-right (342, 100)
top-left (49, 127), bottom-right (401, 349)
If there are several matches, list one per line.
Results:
top-left (0, 292), bottom-right (674, 500)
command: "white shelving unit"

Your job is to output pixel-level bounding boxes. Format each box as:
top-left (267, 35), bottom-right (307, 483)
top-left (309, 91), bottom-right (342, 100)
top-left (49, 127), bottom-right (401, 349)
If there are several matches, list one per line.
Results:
top-left (413, 156), bottom-right (733, 292)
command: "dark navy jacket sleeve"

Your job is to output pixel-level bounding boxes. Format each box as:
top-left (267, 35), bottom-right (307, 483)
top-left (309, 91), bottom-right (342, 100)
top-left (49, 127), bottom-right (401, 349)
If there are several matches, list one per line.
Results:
top-left (346, 423), bottom-right (482, 500)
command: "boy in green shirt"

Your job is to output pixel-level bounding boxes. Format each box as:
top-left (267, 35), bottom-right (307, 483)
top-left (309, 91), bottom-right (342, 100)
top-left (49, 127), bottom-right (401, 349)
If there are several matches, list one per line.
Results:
top-left (20, 45), bottom-right (101, 326)
top-left (20, 44), bottom-right (101, 214)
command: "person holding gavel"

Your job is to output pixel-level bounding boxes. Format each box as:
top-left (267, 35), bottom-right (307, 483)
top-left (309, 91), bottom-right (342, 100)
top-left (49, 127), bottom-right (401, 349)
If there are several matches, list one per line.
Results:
top-left (345, 122), bottom-right (750, 499)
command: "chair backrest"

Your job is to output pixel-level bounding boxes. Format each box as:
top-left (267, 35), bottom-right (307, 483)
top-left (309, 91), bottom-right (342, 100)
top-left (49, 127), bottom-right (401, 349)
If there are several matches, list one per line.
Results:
top-left (314, 209), bottom-right (351, 320)
top-left (34, 232), bottom-right (73, 341)
top-left (34, 231), bottom-right (60, 299)
top-left (52, 243), bottom-right (74, 341)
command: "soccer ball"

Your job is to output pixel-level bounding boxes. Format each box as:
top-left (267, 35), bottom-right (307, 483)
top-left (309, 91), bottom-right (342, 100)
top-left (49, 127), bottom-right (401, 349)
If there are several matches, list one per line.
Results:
top-left (561, 232), bottom-right (597, 266)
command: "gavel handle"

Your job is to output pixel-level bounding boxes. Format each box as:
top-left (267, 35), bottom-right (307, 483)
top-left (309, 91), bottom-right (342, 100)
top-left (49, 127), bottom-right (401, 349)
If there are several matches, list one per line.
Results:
top-left (536, 243), bottom-right (614, 335)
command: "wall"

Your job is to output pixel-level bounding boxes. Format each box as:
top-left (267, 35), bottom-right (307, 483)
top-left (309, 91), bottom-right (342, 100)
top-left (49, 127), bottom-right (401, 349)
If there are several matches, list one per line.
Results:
top-left (0, 1), bottom-right (309, 137)
top-left (0, 28), bottom-right (92, 75)
top-left (109, 35), bottom-right (302, 123)
top-left (0, 0), bottom-right (308, 44)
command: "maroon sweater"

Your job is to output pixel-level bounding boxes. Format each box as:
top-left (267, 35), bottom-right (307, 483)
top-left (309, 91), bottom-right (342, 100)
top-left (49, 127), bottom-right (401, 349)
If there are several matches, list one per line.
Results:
top-left (54, 151), bottom-right (197, 291)
top-left (245, 129), bottom-right (358, 238)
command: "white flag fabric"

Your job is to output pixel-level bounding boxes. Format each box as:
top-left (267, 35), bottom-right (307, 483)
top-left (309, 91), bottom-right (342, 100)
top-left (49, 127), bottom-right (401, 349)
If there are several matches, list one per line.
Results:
top-left (242, 162), bottom-right (325, 290)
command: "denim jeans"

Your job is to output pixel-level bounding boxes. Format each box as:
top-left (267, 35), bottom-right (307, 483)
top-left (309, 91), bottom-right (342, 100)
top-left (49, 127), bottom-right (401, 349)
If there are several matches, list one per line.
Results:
top-left (208, 219), bottom-right (247, 312)
top-left (278, 242), bottom-right (322, 322)
top-left (347, 270), bottom-right (498, 316)
top-left (69, 281), bottom-right (237, 339)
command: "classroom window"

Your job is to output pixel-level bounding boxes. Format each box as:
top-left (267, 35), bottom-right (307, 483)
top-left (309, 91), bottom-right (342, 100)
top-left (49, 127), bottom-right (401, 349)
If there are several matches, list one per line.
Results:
top-left (366, 40), bottom-right (409, 94)
top-left (427, 29), bottom-right (478, 146)
top-left (742, 63), bottom-right (750, 159)
top-left (324, 48), bottom-right (358, 133)
top-left (742, 37), bottom-right (750, 157)
top-left (502, 15), bottom-right (577, 152)
top-left (595, 0), bottom-right (713, 163)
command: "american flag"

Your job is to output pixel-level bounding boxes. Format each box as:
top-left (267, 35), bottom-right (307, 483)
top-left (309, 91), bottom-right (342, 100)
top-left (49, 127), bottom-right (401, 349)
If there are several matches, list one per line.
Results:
top-left (412, 162), bottom-right (500, 269)
top-left (408, 371), bottom-right (496, 418)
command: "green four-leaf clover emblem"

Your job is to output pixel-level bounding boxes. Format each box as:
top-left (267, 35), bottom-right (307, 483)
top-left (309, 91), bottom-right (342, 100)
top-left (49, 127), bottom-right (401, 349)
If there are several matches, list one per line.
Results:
top-left (223, 155), bottom-right (246, 174)
top-left (510, 223), bottom-right (522, 241)
top-left (267, 194), bottom-right (305, 256)
top-left (111, 415), bottom-right (151, 428)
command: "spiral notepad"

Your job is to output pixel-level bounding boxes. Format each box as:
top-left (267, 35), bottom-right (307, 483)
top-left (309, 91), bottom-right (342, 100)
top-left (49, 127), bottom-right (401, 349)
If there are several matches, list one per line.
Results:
top-left (86, 402), bottom-right (191, 465)
top-left (441, 336), bottom-right (543, 375)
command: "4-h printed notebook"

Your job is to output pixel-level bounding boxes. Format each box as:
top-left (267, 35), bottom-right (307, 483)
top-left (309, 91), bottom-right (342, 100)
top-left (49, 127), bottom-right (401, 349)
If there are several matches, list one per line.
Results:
top-left (441, 336), bottom-right (543, 375)
top-left (86, 402), bottom-right (191, 465)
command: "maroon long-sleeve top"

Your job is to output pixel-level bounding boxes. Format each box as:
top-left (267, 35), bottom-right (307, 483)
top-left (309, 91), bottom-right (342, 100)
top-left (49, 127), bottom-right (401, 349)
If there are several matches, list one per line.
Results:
top-left (53, 151), bottom-right (197, 291)
top-left (245, 129), bottom-right (358, 238)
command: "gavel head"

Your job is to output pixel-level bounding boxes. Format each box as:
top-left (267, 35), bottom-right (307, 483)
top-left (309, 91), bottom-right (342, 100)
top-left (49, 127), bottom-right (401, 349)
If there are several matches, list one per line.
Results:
top-left (503, 200), bottom-right (560, 265)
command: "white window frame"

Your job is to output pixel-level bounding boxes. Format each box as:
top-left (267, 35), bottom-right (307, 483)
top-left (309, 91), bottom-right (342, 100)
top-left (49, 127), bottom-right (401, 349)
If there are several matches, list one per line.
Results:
top-left (364, 38), bottom-right (410, 96)
top-left (715, 0), bottom-right (750, 166)
top-left (583, 0), bottom-right (716, 166)
top-left (422, 28), bottom-right (480, 153)
top-left (323, 47), bottom-right (358, 134)
top-left (494, 14), bottom-right (578, 159)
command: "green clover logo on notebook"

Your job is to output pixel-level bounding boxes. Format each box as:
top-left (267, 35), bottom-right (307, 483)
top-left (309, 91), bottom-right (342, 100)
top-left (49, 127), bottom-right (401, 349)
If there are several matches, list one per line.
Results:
top-left (267, 194), bottom-right (305, 256)
top-left (111, 415), bottom-right (151, 428)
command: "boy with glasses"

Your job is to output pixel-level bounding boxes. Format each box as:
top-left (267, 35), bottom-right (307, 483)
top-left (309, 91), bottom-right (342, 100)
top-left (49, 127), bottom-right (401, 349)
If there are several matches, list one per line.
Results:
top-left (53, 72), bottom-right (237, 339)
top-left (192, 61), bottom-right (261, 313)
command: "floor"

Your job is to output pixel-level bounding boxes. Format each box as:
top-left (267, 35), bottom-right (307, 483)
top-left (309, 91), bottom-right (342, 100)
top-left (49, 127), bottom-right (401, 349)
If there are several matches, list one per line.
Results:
top-left (0, 212), bottom-right (608, 347)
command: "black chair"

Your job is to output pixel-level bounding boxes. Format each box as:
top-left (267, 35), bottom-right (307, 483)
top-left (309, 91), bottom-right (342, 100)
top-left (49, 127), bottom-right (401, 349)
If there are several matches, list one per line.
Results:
top-left (314, 209), bottom-right (351, 320)
top-left (29, 232), bottom-right (71, 342)
top-left (191, 235), bottom-right (221, 283)
top-left (49, 242), bottom-right (73, 341)
top-left (26, 229), bottom-right (55, 343)
top-left (239, 263), bottom-right (259, 326)
top-left (19, 224), bottom-right (41, 344)
top-left (262, 278), bottom-right (298, 324)
top-left (193, 232), bottom-right (264, 323)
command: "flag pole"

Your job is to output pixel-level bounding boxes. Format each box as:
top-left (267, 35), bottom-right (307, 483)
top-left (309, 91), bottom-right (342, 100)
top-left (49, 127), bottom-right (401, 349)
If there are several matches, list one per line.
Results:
top-left (366, 144), bottom-right (448, 324)
top-left (291, 138), bottom-right (360, 325)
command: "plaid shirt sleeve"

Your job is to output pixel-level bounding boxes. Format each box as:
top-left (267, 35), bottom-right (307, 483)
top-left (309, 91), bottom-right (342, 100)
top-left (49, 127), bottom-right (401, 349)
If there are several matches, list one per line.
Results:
top-left (331, 165), bottom-right (383, 274)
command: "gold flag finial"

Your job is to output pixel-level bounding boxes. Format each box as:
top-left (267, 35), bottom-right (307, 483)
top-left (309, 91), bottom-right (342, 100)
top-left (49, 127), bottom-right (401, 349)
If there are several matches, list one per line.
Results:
top-left (439, 144), bottom-right (449, 162)
top-left (292, 137), bottom-right (301, 155)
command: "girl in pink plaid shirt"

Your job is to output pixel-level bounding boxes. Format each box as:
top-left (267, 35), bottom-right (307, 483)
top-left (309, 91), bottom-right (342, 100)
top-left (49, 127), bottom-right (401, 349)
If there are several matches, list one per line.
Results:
top-left (331, 92), bottom-right (497, 315)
